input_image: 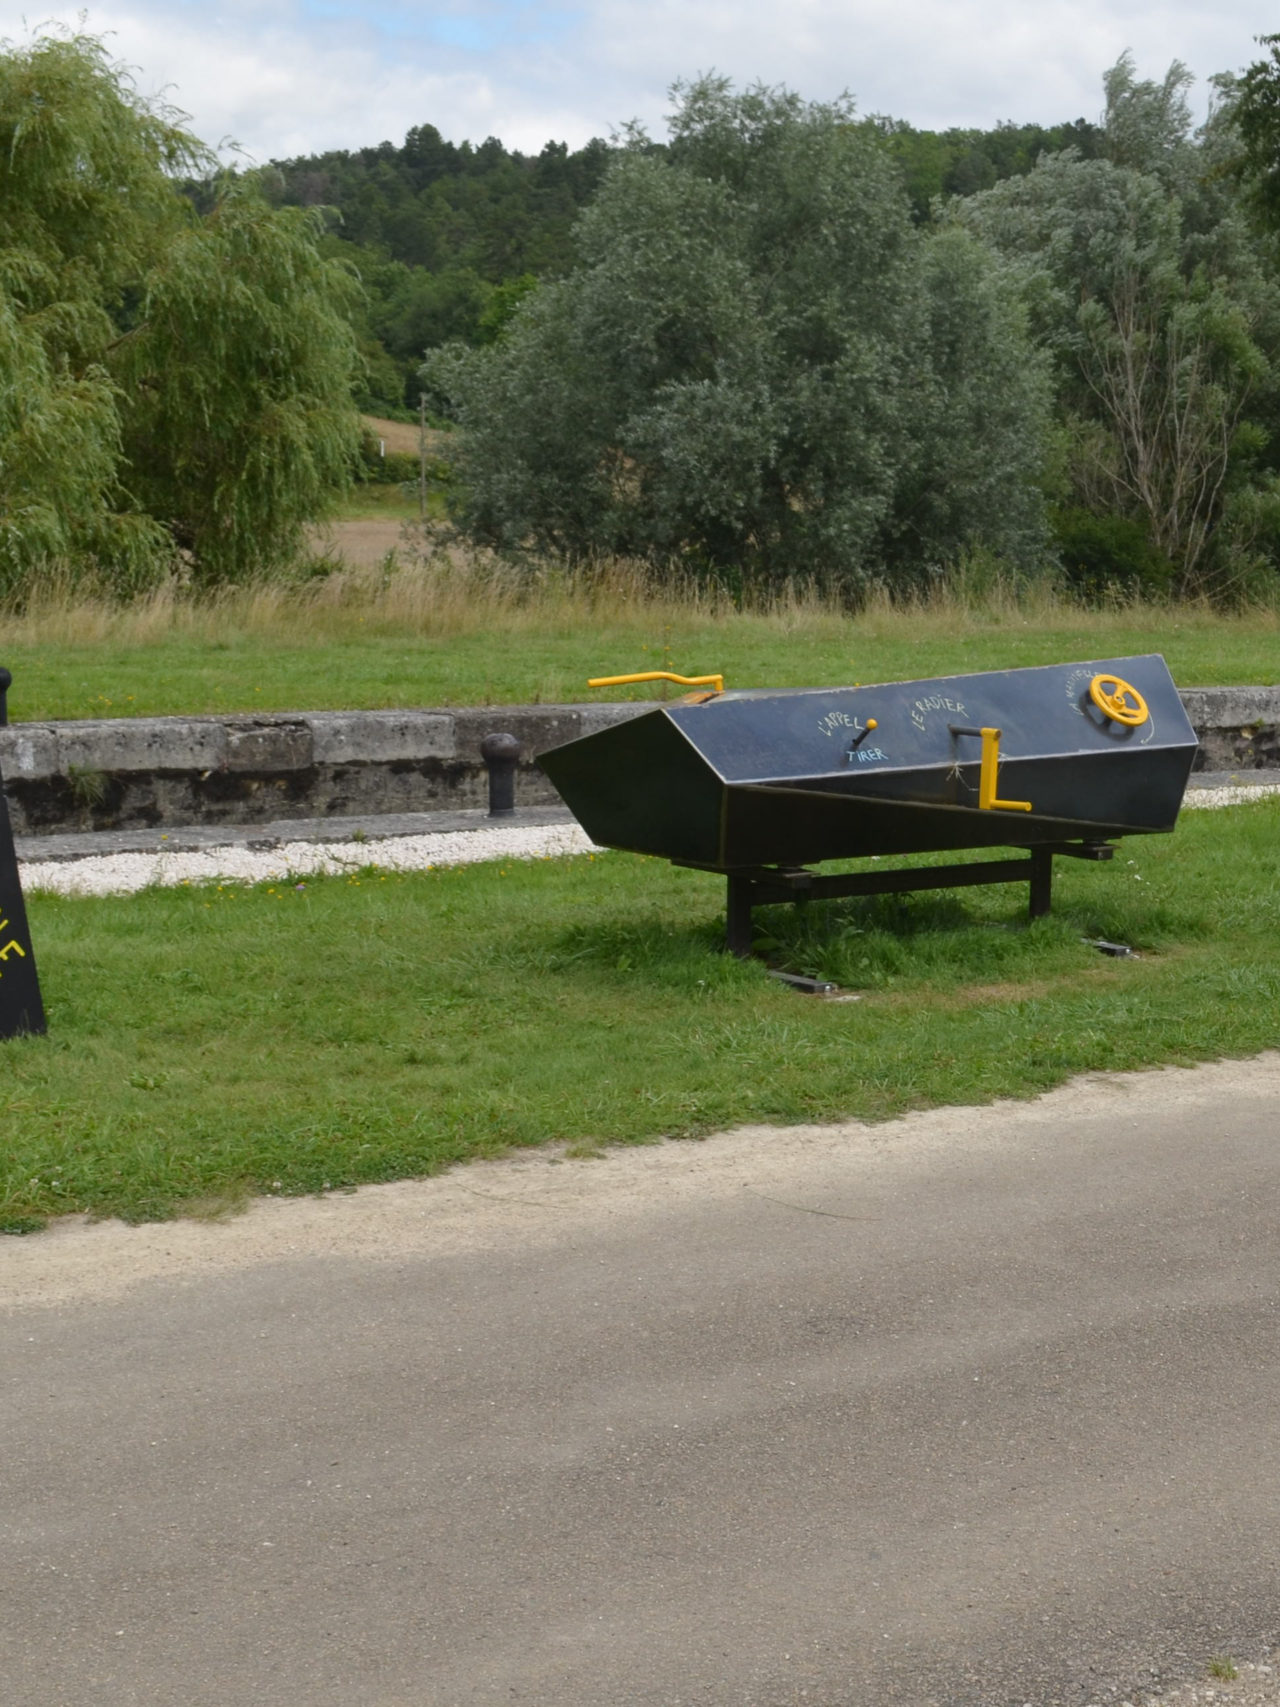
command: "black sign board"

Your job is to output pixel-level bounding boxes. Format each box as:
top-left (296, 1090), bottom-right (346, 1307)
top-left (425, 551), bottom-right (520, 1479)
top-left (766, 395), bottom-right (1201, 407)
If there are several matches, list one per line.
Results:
top-left (0, 761), bottom-right (45, 1039)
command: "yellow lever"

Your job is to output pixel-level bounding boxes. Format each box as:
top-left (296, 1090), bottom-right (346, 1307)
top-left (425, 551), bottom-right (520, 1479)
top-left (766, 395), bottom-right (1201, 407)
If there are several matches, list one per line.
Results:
top-left (588, 671), bottom-right (724, 693)
top-left (977, 727), bottom-right (1032, 812)
top-left (951, 723), bottom-right (1032, 812)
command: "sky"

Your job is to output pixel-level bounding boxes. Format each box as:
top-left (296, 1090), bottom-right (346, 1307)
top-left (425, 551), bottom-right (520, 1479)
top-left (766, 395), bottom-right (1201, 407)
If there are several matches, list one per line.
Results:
top-left (2, 0), bottom-right (1272, 162)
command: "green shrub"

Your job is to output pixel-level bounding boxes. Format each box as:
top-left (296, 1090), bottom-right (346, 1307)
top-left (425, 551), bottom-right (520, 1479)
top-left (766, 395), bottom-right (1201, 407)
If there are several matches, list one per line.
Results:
top-left (356, 431), bottom-right (420, 486)
top-left (1052, 506), bottom-right (1176, 602)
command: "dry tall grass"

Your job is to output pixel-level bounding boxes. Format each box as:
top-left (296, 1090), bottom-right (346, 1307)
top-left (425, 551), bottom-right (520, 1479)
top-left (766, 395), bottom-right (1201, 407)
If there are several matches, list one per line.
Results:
top-left (4, 548), bottom-right (720, 647)
top-left (7, 542), bottom-right (1276, 648)
top-left (8, 542), bottom-right (1272, 654)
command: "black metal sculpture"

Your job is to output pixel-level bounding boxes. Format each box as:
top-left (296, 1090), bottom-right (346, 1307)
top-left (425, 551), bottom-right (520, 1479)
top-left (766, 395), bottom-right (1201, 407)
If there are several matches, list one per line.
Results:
top-left (540, 656), bottom-right (1198, 956)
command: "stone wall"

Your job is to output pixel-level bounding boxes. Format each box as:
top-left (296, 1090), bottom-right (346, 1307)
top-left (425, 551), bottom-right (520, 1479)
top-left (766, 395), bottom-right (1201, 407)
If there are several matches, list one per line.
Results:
top-left (0, 705), bottom-right (646, 837)
top-left (1176, 687), bottom-right (1280, 771)
top-left (0, 687), bottom-right (1276, 838)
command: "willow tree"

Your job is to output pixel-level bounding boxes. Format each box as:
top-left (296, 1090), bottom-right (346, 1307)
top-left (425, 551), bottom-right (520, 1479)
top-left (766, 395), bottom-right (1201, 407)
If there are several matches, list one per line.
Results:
top-left (0, 31), bottom-right (360, 592)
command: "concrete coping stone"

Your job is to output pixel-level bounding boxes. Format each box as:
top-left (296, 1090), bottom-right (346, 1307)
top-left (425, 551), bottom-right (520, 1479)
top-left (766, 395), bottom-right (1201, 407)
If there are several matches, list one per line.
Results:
top-left (308, 711), bottom-right (456, 765)
top-left (1177, 685), bottom-right (1280, 727)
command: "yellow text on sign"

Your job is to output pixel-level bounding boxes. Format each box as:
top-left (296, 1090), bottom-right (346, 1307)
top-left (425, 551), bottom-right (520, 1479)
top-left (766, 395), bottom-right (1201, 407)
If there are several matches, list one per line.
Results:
top-left (0, 915), bottom-right (27, 974)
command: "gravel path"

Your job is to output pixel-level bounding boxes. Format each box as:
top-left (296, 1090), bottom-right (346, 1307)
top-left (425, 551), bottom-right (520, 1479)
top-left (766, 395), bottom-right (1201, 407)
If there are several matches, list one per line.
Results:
top-left (19, 820), bottom-right (600, 896)
top-left (1182, 781), bottom-right (1280, 808)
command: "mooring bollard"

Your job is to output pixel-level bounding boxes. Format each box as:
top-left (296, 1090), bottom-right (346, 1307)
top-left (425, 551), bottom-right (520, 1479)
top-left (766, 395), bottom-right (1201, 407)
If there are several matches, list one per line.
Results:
top-left (0, 667), bottom-right (10, 728)
top-left (480, 732), bottom-right (520, 817)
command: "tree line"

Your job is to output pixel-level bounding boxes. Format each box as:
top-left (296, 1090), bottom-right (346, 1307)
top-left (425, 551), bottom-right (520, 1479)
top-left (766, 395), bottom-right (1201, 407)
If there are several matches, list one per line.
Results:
top-left (263, 104), bottom-right (1105, 415)
top-left (7, 28), bottom-right (1280, 600)
top-left (430, 59), bottom-right (1280, 602)
top-left (258, 127), bottom-right (611, 412)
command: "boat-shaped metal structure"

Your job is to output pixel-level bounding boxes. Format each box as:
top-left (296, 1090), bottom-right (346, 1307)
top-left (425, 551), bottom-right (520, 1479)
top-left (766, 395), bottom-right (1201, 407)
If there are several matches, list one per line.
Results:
top-left (539, 655), bottom-right (1198, 954)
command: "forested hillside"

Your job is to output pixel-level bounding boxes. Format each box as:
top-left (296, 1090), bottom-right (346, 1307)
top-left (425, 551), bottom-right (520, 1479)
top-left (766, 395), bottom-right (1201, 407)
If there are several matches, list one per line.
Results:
top-left (260, 130), bottom-right (611, 411)
top-left (858, 113), bottom-right (1104, 217)
top-left (263, 111), bottom-right (1103, 414)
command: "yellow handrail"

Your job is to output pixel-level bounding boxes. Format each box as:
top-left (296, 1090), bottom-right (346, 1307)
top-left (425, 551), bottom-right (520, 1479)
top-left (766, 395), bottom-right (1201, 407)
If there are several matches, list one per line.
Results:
top-left (588, 671), bottom-right (724, 693)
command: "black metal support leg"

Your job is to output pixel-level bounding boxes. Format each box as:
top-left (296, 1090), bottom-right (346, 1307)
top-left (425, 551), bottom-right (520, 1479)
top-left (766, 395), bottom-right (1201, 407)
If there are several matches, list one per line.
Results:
top-left (1029, 847), bottom-right (1053, 918)
top-left (726, 874), bottom-right (755, 958)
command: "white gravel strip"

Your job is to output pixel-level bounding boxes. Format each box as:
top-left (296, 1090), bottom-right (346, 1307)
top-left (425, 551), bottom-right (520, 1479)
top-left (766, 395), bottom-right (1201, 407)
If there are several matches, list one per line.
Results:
top-left (1183, 781), bottom-right (1280, 809)
top-left (19, 822), bottom-right (601, 897)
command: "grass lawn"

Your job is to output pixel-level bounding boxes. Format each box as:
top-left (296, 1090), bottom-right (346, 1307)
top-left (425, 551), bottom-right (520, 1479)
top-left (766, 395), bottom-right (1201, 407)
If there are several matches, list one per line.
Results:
top-left (329, 485), bottom-right (423, 523)
top-left (3, 797), bottom-right (1278, 1231)
top-left (2, 596), bottom-right (1278, 723)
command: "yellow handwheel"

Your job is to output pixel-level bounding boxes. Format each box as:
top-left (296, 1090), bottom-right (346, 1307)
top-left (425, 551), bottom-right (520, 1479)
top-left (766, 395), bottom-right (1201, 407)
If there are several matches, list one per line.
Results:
top-left (1089, 673), bottom-right (1148, 726)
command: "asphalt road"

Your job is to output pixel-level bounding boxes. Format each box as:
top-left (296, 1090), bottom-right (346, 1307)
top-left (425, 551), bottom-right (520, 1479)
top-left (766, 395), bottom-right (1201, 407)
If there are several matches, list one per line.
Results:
top-left (5, 1056), bottom-right (1280, 1707)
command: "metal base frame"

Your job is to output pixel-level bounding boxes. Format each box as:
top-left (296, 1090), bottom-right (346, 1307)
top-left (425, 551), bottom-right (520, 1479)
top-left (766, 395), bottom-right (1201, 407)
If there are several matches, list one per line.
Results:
top-left (677, 843), bottom-right (1117, 959)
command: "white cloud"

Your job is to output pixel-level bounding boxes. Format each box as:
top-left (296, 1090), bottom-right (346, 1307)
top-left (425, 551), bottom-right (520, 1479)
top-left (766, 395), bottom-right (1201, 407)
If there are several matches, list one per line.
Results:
top-left (1, 0), bottom-right (1268, 159)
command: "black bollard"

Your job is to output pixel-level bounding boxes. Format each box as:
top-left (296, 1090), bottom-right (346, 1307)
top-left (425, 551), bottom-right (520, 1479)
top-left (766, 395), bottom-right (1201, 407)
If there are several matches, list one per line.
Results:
top-left (480, 732), bottom-right (520, 817)
top-left (0, 667), bottom-right (10, 728)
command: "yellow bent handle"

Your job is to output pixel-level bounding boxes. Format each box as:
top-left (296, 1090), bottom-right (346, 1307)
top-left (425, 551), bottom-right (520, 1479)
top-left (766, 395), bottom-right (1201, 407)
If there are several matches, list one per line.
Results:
top-left (588, 671), bottom-right (724, 693)
top-left (1089, 674), bottom-right (1148, 726)
top-left (978, 728), bottom-right (1032, 813)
